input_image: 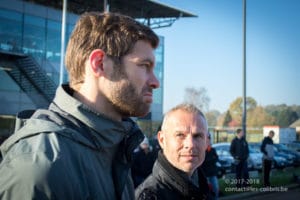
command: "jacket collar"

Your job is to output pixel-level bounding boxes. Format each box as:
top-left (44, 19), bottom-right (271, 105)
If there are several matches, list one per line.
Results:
top-left (52, 84), bottom-right (144, 150)
top-left (1, 84), bottom-right (144, 159)
top-left (153, 151), bottom-right (209, 198)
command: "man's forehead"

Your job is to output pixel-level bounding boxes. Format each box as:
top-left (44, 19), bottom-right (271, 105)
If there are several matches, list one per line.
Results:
top-left (167, 113), bottom-right (205, 125)
top-left (173, 125), bottom-right (206, 132)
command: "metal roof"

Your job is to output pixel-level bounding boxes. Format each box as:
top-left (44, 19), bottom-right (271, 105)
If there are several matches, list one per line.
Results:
top-left (24, 0), bottom-right (197, 28)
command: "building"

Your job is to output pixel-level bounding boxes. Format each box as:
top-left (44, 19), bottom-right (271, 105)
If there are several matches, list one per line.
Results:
top-left (290, 119), bottom-right (300, 141)
top-left (263, 125), bottom-right (296, 144)
top-left (0, 0), bottom-right (196, 137)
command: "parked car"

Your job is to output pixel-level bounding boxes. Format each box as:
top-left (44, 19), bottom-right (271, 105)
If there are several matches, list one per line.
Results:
top-left (248, 146), bottom-right (263, 171)
top-left (249, 143), bottom-right (288, 169)
top-left (212, 142), bottom-right (262, 172)
top-left (273, 155), bottom-right (288, 169)
top-left (273, 145), bottom-right (295, 167)
top-left (216, 161), bottom-right (226, 178)
top-left (215, 148), bottom-right (234, 173)
top-left (285, 142), bottom-right (300, 153)
top-left (274, 143), bottom-right (300, 167)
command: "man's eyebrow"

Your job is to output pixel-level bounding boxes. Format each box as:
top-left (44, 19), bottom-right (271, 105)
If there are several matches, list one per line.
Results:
top-left (174, 130), bottom-right (185, 133)
top-left (193, 131), bottom-right (205, 135)
top-left (137, 58), bottom-right (154, 64)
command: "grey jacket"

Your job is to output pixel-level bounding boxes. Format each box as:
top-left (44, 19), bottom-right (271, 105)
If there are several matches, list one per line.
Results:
top-left (261, 136), bottom-right (274, 160)
top-left (0, 84), bottom-right (144, 200)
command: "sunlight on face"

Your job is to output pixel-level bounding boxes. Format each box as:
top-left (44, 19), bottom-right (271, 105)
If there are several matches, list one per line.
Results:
top-left (158, 109), bottom-right (208, 176)
top-left (107, 41), bottom-right (159, 117)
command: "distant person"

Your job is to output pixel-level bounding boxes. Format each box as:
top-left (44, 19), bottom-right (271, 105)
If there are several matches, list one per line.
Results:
top-left (0, 11), bottom-right (159, 199)
top-left (261, 130), bottom-right (275, 187)
top-left (131, 137), bottom-right (157, 188)
top-left (135, 103), bottom-right (211, 200)
top-left (230, 128), bottom-right (249, 188)
top-left (201, 133), bottom-right (219, 199)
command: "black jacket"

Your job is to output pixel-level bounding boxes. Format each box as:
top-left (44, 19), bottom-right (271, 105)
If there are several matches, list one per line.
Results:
top-left (135, 151), bottom-right (210, 200)
top-left (230, 137), bottom-right (249, 161)
top-left (201, 147), bottom-right (219, 177)
top-left (261, 136), bottom-right (274, 160)
top-left (131, 147), bottom-right (157, 188)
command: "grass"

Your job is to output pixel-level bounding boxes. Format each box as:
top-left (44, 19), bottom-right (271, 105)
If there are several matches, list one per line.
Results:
top-left (218, 166), bottom-right (300, 196)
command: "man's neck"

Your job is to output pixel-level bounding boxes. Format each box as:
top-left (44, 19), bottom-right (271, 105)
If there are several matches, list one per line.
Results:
top-left (73, 90), bottom-right (122, 121)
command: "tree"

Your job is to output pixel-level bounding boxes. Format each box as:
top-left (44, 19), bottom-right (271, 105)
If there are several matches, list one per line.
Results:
top-left (206, 110), bottom-right (221, 127)
top-left (247, 106), bottom-right (275, 127)
top-left (291, 105), bottom-right (300, 118)
top-left (216, 112), bottom-right (226, 127)
top-left (228, 97), bottom-right (257, 127)
top-left (265, 104), bottom-right (299, 127)
top-left (276, 108), bottom-right (298, 127)
top-left (184, 87), bottom-right (210, 113)
top-left (223, 110), bottom-right (232, 127)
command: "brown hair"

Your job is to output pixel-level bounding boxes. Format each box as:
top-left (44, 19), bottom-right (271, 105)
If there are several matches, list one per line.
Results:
top-left (65, 12), bottom-right (159, 90)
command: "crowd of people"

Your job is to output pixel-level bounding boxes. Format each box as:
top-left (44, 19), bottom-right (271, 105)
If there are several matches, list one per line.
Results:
top-left (0, 10), bottom-right (279, 200)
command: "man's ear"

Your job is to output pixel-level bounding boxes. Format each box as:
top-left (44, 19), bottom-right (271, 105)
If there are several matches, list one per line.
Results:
top-left (157, 131), bottom-right (164, 150)
top-left (89, 49), bottom-right (105, 76)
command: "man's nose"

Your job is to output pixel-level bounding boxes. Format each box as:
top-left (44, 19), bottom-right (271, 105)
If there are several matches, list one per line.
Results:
top-left (184, 134), bottom-right (195, 149)
top-left (149, 72), bottom-right (160, 89)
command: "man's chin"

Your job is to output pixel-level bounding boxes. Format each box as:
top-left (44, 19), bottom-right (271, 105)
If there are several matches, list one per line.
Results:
top-left (134, 110), bottom-right (150, 118)
top-left (121, 107), bottom-right (150, 118)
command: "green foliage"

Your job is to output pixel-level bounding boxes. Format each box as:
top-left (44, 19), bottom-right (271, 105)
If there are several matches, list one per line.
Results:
top-left (247, 106), bottom-right (275, 127)
top-left (188, 88), bottom-right (300, 128)
top-left (217, 99), bottom-right (300, 128)
top-left (228, 97), bottom-right (257, 126)
top-left (265, 104), bottom-right (300, 127)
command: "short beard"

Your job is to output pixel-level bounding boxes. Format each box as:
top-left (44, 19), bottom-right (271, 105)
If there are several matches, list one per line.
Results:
top-left (108, 64), bottom-right (151, 117)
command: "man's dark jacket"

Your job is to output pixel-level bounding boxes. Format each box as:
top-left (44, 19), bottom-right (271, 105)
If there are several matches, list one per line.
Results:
top-left (201, 146), bottom-right (219, 177)
top-left (261, 136), bottom-right (274, 160)
top-left (230, 137), bottom-right (249, 161)
top-left (135, 151), bottom-right (210, 200)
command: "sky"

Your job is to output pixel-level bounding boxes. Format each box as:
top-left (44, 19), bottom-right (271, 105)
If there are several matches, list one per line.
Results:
top-left (153, 0), bottom-right (300, 113)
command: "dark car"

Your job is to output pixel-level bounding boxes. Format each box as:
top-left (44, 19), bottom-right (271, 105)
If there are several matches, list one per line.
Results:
top-left (274, 143), bottom-right (300, 167)
top-left (286, 142), bottom-right (300, 153)
top-left (249, 143), bottom-right (288, 169)
top-left (273, 145), bottom-right (295, 167)
top-left (213, 142), bottom-right (262, 172)
top-left (212, 143), bottom-right (234, 173)
top-left (216, 161), bottom-right (226, 178)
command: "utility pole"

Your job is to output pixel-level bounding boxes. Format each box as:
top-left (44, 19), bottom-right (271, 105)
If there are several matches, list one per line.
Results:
top-left (242, 0), bottom-right (247, 137)
top-left (59, 0), bottom-right (67, 85)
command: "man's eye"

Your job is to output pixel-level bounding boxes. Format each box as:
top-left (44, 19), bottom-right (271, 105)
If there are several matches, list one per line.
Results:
top-left (176, 133), bottom-right (185, 138)
top-left (139, 63), bottom-right (151, 70)
top-left (194, 134), bottom-right (204, 139)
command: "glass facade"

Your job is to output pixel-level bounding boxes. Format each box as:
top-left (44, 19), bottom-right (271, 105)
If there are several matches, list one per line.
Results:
top-left (152, 36), bottom-right (164, 121)
top-left (0, 0), bottom-right (164, 135)
top-left (0, 1), bottom-right (76, 116)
